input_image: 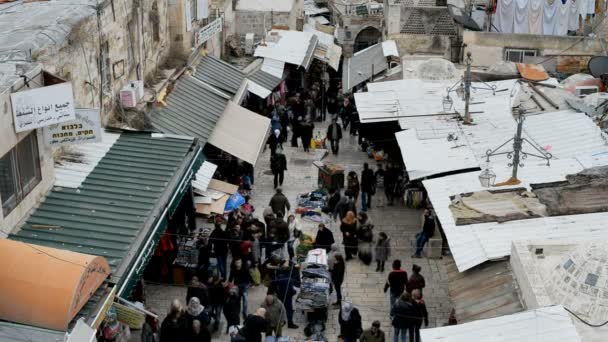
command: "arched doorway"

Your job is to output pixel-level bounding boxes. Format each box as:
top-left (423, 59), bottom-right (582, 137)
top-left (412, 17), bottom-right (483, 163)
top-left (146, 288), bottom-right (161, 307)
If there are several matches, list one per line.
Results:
top-left (354, 26), bottom-right (382, 53)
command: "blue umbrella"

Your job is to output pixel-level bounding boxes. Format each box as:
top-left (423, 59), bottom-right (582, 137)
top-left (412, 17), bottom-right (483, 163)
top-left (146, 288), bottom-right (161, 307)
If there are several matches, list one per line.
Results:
top-left (224, 192), bottom-right (246, 212)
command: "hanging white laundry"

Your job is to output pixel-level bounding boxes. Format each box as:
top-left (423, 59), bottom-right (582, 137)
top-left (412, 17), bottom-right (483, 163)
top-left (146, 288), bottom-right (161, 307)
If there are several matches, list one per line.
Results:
top-left (495, 0), bottom-right (517, 33)
top-left (556, 0), bottom-right (570, 35)
top-left (543, 0), bottom-right (559, 34)
top-left (514, 0), bottom-right (531, 33)
top-left (529, 0), bottom-right (544, 34)
top-left (585, 0), bottom-right (595, 15)
top-left (568, 0), bottom-right (581, 31)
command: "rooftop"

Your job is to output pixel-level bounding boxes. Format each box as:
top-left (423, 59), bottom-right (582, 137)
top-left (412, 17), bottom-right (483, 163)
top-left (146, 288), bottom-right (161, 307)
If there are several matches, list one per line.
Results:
top-left (235, 0), bottom-right (295, 12)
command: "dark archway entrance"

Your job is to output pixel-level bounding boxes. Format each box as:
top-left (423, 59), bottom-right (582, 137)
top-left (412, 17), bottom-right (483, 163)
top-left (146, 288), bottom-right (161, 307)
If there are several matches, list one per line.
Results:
top-left (354, 26), bottom-right (382, 53)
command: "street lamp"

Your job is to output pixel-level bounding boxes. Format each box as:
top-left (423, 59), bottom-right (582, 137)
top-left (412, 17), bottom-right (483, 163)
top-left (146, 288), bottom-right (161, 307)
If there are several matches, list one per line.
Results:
top-left (481, 107), bottom-right (552, 187)
top-left (478, 168), bottom-right (496, 187)
top-left (442, 95), bottom-right (453, 113)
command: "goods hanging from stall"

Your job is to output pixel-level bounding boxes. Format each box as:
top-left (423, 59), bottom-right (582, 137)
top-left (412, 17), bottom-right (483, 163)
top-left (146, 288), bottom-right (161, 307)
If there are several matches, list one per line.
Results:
top-left (297, 249), bottom-right (330, 324)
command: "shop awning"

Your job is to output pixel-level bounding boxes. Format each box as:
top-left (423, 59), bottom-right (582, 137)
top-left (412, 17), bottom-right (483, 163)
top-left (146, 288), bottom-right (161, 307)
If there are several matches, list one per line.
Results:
top-left (0, 239), bottom-right (110, 331)
top-left (342, 43), bottom-right (389, 91)
top-left (192, 161), bottom-right (217, 194)
top-left (10, 132), bottom-right (203, 299)
top-left (207, 101), bottom-right (271, 165)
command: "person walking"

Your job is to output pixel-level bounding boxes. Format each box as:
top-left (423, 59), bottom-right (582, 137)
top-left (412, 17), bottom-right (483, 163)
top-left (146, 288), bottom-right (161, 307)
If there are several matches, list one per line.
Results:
top-left (374, 232), bottom-right (391, 272)
top-left (361, 163), bottom-right (376, 212)
top-left (141, 312), bottom-right (159, 342)
top-left (314, 223), bottom-right (335, 253)
top-left (186, 277), bottom-right (209, 308)
top-left (301, 119), bottom-right (314, 152)
top-left (223, 287), bottom-right (241, 333)
top-left (327, 117), bottom-right (343, 155)
top-left (374, 164), bottom-right (386, 208)
top-left (269, 188), bottom-right (290, 215)
top-left (209, 223), bottom-right (229, 280)
top-left (186, 320), bottom-right (211, 342)
top-left (185, 297), bottom-right (209, 331)
top-left (406, 264), bottom-right (426, 295)
top-left (270, 148), bottom-right (287, 189)
top-left (273, 266), bottom-right (299, 329)
top-left (243, 308), bottom-right (267, 342)
top-left (413, 209), bottom-right (435, 258)
top-left (347, 172), bottom-right (360, 203)
top-left (207, 275), bottom-right (224, 332)
top-left (412, 289), bottom-right (429, 342)
top-left (228, 259), bottom-right (253, 320)
top-left (391, 293), bottom-right (416, 342)
top-left (261, 294), bottom-right (287, 337)
top-left (331, 254), bottom-right (346, 305)
top-left (266, 129), bottom-right (282, 157)
top-left (340, 211), bottom-right (358, 260)
top-left (339, 301), bottom-right (363, 342)
top-left (360, 320), bottom-right (386, 342)
top-left (384, 163), bottom-right (398, 206)
top-left (384, 260), bottom-right (408, 309)
top-left (286, 214), bottom-right (301, 261)
top-left (340, 96), bottom-right (355, 130)
top-left (160, 299), bottom-right (188, 342)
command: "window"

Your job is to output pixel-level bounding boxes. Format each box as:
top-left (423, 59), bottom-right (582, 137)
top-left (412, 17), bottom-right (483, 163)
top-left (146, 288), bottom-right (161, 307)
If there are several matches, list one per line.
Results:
top-left (504, 48), bottom-right (537, 63)
top-left (0, 132), bottom-right (41, 216)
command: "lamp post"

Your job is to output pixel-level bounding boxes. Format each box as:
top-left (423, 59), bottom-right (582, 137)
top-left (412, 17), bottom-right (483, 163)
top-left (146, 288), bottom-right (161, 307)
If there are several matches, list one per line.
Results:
top-left (481, 107), bottom-right (553, 186)
top-left (463, 52), bottom-right (472, 124)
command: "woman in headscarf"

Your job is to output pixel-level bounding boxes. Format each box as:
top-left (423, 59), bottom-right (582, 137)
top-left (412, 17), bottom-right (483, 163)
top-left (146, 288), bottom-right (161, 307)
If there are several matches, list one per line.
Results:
top-left (338, 301), bottom-right (363, 342)
top-left (185, 297), bottom-right (209, 332)
top-left (266, 129), bottom-right (282, 157)
top-left (340, 211), bottom-right (358, 260)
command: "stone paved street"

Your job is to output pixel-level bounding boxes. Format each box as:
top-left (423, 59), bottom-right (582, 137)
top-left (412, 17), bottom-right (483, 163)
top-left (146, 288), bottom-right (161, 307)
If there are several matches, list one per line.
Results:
top-left (132, 119), bottom-right (452, 341)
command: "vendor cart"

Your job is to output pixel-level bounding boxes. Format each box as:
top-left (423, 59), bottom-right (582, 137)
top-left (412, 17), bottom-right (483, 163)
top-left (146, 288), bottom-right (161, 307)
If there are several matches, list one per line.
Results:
top-left (313, 161), bottom-right (344, 191)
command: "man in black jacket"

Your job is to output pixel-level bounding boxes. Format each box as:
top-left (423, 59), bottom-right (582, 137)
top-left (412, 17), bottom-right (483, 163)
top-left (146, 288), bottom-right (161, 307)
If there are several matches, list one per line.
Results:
top-left (384, 259), bottom-right (408, 309)
top-left (360, 163), bottom-right (376, 212)
top-left (413, 209), bottom-right (436, 258)
top-left (269, 188), bottom-right (290, 215)
top-left (391, 293), bottom-right (416, 342)
top-left (210, 223), bottom-right (229, 279)
top-left (271, 149), bottom-right (287, 189)
top-left (327, 118), bottom-right (343, 155)
top-left (314, 223), bottom-right (335, 252)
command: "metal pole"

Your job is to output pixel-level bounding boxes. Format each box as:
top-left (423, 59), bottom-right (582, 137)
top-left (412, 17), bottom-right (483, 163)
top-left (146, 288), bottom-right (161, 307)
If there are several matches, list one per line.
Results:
top-left (511, 111), bottom-right (525, 180)
top-left (464, 52), bottom-right (472, 124)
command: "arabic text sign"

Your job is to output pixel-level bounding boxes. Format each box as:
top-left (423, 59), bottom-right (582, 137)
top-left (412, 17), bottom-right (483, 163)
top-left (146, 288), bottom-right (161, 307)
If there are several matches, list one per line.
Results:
top-left (11, 82), bottom-right (76, 133)
top-left (196, 16), bottom-right (223, 47)
top-left (43, 109), bottom-right (102, 146)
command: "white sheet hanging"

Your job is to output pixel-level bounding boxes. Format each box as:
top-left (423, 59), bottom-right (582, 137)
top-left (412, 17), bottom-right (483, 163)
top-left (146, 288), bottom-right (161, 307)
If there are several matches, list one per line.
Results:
top-left (556, 0), bottom-right (571, 35)
top-left (543, 0), bottom-right (559, 35)
top-left (495, 0), bottom-right (516, 33)
top-left (529, 0), bottom-right (544, 33)
top-left (569, 0), bottom-right (581, 31)
top-left (514, 0), bottom-right (531, 33)
top-left (585, 0), bottom-right (595, 14)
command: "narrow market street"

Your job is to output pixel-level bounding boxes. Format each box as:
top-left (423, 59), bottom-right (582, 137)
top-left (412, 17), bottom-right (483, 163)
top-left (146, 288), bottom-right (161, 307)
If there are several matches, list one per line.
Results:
top-left (137, 118), bottom-right (451, 341)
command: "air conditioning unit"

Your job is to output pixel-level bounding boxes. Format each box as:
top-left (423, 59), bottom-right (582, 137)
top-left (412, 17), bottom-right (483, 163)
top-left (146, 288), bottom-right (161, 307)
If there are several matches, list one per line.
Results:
top-left (128, 80), bottom-right (144, 101)
top-left (575, 85), bottom-right (599, 98)
top-left (120, 88), bottom-right (137, 108)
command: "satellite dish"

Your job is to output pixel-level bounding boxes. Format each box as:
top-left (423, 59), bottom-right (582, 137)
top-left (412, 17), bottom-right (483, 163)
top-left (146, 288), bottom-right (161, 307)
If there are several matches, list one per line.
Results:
top-left (588, 56), bottom-right (608, 77)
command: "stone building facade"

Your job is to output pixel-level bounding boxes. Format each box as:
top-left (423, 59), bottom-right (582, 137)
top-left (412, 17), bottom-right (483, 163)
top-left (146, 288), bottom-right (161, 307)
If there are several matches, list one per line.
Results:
top-left (233, 0), bottom-right (303, 40)
top-left (330, 0), bottom-right (384, 57)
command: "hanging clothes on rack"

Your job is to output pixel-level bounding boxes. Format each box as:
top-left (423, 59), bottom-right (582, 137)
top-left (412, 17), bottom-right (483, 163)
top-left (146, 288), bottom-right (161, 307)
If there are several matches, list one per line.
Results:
top-left (495, 0), bottom-right (517, 32)
top-left (514, 0), bottom-right (531, 33)
top-left (543, 0), bottom-right (559, 34)
top-left (569, 0), bottom-right (582, 32)
top-left (529, 0), bottom-right (544, 33)
top-left (585, 0), bottom-right (595, 15)
top-left (556, 0), bottom-right (571, 35)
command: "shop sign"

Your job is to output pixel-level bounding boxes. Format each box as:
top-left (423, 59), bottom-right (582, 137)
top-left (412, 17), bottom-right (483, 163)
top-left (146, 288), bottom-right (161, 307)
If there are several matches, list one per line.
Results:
top-left (114, 302), bottom-right (145, 329)
top-left (196, 16), bottom-right (223, 46)
top-left (11, 82), bottom-right (76, 133)
top-left (43, 109), bottom-right (101, 146)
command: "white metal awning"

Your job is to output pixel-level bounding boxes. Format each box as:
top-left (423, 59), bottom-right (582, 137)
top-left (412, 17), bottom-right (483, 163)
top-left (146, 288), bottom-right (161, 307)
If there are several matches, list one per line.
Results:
top-left (207, 101), bottom-right (271, 165)
top-left (192, 161), bottom-right (218, 194)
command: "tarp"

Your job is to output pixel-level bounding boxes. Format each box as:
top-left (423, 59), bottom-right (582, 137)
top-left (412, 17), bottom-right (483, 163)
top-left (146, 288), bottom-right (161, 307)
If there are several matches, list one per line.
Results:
top-left (224, 192), bottom-right (246, 212)
top-left (207, 101), bottom-right (271, 165)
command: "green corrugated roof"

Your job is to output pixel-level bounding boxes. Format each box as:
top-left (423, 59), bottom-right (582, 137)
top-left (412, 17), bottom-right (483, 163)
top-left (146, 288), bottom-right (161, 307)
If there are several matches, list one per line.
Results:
top-left (9, 133), bottom-right (196, 277)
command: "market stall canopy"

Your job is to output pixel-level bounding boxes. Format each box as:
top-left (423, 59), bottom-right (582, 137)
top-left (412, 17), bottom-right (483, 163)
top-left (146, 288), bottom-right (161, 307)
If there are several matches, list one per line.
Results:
top-left (342, 42), bottom-right (389, 91)
top-left (254, 30), bottom-right (319, 70)
top-left (0, 239), bottom-right (110, 331)
top-left (207, 101), bottom-right (271, 165)
top-left (303, 20), bottom-right (342, 71)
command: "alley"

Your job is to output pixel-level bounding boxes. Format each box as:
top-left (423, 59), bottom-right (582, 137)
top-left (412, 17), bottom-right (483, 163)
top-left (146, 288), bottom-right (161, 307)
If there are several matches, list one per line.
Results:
top-left (138, 119), bottom-right (451, 341)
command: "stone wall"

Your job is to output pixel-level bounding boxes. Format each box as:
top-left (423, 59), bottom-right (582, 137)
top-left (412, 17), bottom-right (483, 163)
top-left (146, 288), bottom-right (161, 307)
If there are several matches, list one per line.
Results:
top-left (389, 34), bottom-right (451, 57)
top-left (463, 31), bottom-right (607, 67)
top-left (335, 16), bottom-right (384, 57)
top-left (234, 10), bottom-right (291, 38)
top-left (0, 69), bottom-right (54, 236)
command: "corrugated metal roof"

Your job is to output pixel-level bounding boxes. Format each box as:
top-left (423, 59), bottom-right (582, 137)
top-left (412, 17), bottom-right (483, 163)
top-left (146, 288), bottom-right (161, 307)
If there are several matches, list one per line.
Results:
top-left (193, 161), bottom-right (217, 194)
top-left (0, 321), bottom-right (65, 342)
top-left (261, 58), bottom-right (286, 79)
top-left (395, 128), bottom-right (479, 180)
top-left (420, 305), bottom-right (581, 342)
top-left (354, 91), bottom-right (400, 123)
top-left (10, 133), bottom-right (196, 279)
top-left (249, 69), bottom-right (282, 91)
top-left (422, 159), bottom-right (596, 272)
top-left (446, 259), bottom-right (523, 323)
top-left (54, 131), bottom-right (121, 188)
top-left (254, 30), bottom-right (318, 69)
top-left (193, 56), bottom-right (247, 95)
top-left (343, 43), bottom-right (388, 91)
top-left (151, 77), bottom-right (230, 145)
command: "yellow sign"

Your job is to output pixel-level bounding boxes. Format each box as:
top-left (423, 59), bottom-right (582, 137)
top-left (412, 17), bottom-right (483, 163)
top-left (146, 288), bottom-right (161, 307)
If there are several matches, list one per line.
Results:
top-left (114, 302), bottom-right (145, 329)
top-left (91, 286), bottom-right (116, 329)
